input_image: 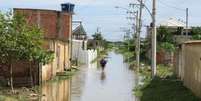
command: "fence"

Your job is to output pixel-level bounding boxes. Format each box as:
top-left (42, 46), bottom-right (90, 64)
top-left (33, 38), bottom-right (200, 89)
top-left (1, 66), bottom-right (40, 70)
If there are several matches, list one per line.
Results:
top-left (175, 41), bottom-right (201, 97)
top-left (72, 40), bottom-right (97, 65)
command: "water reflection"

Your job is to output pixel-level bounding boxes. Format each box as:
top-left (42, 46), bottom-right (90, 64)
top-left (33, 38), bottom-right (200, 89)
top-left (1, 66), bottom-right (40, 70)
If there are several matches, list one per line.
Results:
top-left (100, 71), bottom-right (106, 81)
top-left (40, 79), bottom-right (71, 101)
top-left (38, 52), bottom-right (139, 101)
top-left (71, 52), bottom-right (139, 101)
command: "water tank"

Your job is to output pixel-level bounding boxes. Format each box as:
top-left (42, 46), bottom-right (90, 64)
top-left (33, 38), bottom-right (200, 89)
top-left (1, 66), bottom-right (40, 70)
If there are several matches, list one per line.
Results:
top-left (61, 3), bottom-right (75, 13)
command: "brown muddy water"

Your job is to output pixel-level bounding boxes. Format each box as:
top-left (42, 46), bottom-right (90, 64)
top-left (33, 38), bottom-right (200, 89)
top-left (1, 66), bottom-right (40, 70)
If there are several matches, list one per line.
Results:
top-left (1, 52), bottom-right (139, 101)
top-left (70, 52), bottom-right (139, 101)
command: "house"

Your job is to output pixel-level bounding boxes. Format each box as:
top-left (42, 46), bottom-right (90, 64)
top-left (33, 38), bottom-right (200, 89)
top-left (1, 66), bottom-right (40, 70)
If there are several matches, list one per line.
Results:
top-left (14, 3), bottom-right (74, 82)
top-left (71, 21), bottom-right (98, 66)
top-left (0, 3), bottom-right (75, 86)
top-left (174, 40), bottom-right (201, 98)
top-left (146, 18), bottom-right (192, 65)
top-left (72, 22), bottom-right (88, 64)
top-left (72, 21), bottom-right (87, 40)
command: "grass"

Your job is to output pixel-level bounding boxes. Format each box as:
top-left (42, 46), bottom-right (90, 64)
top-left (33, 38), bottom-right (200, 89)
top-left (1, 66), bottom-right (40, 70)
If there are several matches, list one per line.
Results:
top-left (140, 77), bottom-right (201, 101)
top-left (0, 95), bottom-right (6, 101)
top-left (0, 89), bottom-right (32, 101)
top-left (134, 64), bottom-right (201, 101)
top-left (0, 95), bottom-right (19, 101)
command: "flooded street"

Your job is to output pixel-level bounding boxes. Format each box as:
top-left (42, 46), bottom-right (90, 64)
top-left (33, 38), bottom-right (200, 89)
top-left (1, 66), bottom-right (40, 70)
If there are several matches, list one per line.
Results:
top-left (39, 52), bottom-right (139, 101)
top-left (71, 52), bottom-right (139, 101)
top-left (0, 52), bottom-right (139, 101)
top-left (41, 79), bottom-right (71, 101)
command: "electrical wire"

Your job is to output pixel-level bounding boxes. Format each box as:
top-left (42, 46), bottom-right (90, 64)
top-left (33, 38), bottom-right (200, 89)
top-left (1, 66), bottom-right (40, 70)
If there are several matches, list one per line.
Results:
top-left (157, 0), bottom-right (186, 11)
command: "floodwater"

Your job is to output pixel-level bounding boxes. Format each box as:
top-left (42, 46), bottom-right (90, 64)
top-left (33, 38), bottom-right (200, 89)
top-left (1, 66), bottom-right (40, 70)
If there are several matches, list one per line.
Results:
top-left (40, 52), bottom-right (139, 101)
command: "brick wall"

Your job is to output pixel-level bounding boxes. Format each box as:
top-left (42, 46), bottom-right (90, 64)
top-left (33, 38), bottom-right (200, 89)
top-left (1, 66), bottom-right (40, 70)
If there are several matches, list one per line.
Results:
top-left (14, 8), bottom-right (72, 41)
top-left (0, 61), bottom-right (39, 86)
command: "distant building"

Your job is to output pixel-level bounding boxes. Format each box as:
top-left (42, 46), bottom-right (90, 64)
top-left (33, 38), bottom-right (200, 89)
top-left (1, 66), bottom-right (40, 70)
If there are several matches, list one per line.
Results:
top-left (147, 18), bottom-right (191, 37)
top-left (146, 18), bottom-right (192, 65)
top-left (72, 22), bottom-right (87, 40)
top-left (72, 22), bottom-right (88, 64)
top-left (71, 22), bottom-right (98, 66)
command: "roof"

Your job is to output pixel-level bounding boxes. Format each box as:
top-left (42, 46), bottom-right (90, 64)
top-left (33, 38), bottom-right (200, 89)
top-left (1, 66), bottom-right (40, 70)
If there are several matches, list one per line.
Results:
top-left (72, 23), bottom-right (80, 31)
top-left (159, 18), bottom-right (186, 27)
top-left (72, 24), bottom-right (86, 35)
top-left (14, 8), bottom-right (58, 12)
top-left (14, 8), bottom-right (72, 15)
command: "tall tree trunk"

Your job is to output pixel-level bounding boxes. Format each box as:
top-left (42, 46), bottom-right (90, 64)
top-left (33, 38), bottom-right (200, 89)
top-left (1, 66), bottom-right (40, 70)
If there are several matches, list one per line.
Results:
top-left (10, 59), bottom-right (14, 93)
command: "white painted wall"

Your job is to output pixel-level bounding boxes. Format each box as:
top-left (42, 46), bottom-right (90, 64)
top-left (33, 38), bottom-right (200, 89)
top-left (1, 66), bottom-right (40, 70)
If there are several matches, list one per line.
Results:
top-left (72, 40), bottom-right (97, 66)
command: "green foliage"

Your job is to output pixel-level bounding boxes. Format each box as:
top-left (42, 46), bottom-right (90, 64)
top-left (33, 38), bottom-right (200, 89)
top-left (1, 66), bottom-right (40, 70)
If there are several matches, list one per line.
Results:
top-left (92, 31), bottom-right (103, 41)
top-left (140, 39), bottom-right (151, 64)
top-left (114, 38), bottom-right (137, 68)
top-left (134, 65), bottom-right (200, 101)
top-left (191, 27), bottom-right (201, 40)
top-left (158, 42), bottom-right (176, 53)
top-left (157, 26), bottom-right (176, 52)
top-left (0, 11), bottom-right (53, 65)
top-left (140, 77), bottom-right (200, 101)
top-left (157, 26), bottom-right (174, 44)
top-left (91, 30), bottom-right (113, 63)
top-left (0, 95), bottom-right (6, 101)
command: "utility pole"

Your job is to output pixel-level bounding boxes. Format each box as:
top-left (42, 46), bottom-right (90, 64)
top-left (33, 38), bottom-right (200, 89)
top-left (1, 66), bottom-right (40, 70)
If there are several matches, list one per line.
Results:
top-left (130, 0), bottom-right (142, 71)
top-left (129, 1), bottom-right (143, 71)
top-left (135, 11), bottom-right (139, 71)
top-left (136, 0), bottom-right (143, 72)
top-left (151, 0), bottom-right (157, 78)
top-left (185, 8), bottom-right (189, 36)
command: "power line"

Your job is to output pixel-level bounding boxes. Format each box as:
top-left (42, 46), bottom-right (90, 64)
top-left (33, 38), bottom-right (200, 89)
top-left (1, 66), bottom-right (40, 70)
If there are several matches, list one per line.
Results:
top-left (160, 0), bottom-right (187, 6)
top-left (157, 0), bottom-right (186, 11)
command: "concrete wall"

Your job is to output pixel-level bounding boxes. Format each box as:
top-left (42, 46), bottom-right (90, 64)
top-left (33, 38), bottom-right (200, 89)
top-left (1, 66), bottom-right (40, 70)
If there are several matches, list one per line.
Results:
top-left (72, 39), bottom-right (87, 64)
top-left (87, 49), bottom-right (98, 68)
top-left (42, 40), bottom-right (70, 81)
top-left (157, 51), bottom-right (174, 65)
top-left (72, 39), bottom-right (97, 65)
top-left (175, 41), bottom-right (201, 97)
top-left (183, 43), bottom-right (201, 97)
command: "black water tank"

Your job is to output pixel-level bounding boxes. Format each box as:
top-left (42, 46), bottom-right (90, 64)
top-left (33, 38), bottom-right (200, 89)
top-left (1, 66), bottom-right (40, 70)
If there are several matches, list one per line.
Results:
top-left (61, 3), bottom-right (75, 13)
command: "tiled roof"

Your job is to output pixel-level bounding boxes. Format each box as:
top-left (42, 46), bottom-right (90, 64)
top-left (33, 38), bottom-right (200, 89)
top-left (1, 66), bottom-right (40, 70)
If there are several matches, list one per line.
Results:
top-left (73, 24), bottom-right (86, 35)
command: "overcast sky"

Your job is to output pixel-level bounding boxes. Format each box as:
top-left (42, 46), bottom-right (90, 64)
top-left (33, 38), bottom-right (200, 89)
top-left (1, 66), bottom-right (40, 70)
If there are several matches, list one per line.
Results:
top-left (0, 0), bottom-right (200, 41)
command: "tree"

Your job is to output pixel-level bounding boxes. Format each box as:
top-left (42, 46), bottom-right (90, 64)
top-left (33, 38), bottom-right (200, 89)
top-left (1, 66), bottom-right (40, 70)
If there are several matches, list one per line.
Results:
top-left (0, 12), bottom-right (54, 93)
top-left (115, 38), bottom-right (137, 69)
top-left (91, 28), bottom-right (112, 63)
top-left (191, 27), bottom-right (201, 40)
top-left (157, 26), bottom-right (176, 52)
top-left (92, 32), bottom-right (103, 41)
